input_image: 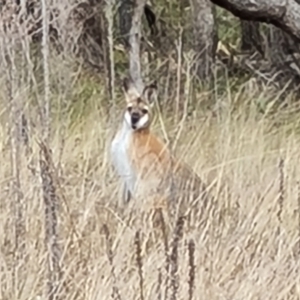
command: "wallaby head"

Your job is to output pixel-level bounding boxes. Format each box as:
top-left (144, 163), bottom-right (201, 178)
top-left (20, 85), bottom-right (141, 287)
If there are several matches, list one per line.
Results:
top-left (123, 77), bottom-right (157, 131)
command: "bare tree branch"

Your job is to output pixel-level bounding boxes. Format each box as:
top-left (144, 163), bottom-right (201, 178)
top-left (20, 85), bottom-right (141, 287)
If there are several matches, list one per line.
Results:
top-left (211, 0), bottom-right (300, 41)
top-left (105, 0), bottom-right (116, 104)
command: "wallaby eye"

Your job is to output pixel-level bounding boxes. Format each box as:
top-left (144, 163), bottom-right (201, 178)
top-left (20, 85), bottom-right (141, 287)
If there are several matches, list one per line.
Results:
top-left (127, 106), bottom-right (132, 112)
top-left (142, 109), bottom-right (148, 114)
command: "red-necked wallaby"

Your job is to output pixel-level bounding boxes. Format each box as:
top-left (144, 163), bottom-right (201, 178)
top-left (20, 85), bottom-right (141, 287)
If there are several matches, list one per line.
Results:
top-left (111, 77), bottom-right (210, 224)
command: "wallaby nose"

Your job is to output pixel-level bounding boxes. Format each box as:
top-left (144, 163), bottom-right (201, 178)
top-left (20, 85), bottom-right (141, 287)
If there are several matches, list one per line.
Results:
top-left (131, 112), bottom-right (140, 124)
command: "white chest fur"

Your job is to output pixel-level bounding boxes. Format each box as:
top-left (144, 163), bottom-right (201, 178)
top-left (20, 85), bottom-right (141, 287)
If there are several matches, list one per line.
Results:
top-left (110, 121), bottom-right (136, 195)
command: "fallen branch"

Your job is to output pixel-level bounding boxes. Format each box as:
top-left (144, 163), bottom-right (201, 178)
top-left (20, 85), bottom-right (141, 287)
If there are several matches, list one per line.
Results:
top-left (211, 0), bottom-right (300, 41)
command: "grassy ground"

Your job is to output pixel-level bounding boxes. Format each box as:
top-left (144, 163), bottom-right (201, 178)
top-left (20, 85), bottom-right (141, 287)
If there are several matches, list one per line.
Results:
top-left (1, 53), bottom-right (300, 299)
top-left (0, 3), bottom-right (300, 297)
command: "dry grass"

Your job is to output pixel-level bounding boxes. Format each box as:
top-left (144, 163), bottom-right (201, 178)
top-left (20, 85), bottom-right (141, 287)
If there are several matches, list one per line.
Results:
top-left (1, 5), bottom-right (300, 296)
top-left (1, 60), bottom-right (300, 299)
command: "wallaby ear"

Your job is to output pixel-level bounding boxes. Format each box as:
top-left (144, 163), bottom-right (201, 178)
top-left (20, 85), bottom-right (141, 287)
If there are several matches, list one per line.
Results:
top-left (123, 77), bottom-right (139, 103)
top-left (142, 81), bottom-right (158, 106)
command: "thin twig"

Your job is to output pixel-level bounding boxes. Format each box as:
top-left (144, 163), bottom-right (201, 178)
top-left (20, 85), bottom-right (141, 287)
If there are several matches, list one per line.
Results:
top-left (8, 37), bottom-right (25, 300)
top-left (135, 230), bottom-right (144, 300)
top-left (277, 157), bottom-right (284, 224)
top-left (188, 239), bottom-right (195, 300)
top-left (41, 0), bottom-right (50, 143)
top-left (102, 224), bottom-right (122, 300)
top-left (169, 216), bottom-right (185, 300)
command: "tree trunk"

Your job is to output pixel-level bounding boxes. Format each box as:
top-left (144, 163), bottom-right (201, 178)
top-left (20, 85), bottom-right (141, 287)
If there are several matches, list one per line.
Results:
top-left (240, 20), bottom-right (263, 55)
top-left (266, 25), bottom-right (300, 91)
top-left (267, 26), bottom-right (296, 64)
top-left (118, 0), bottom-right (133, 48)
top-left (189, 0), bottom-right (217, 81)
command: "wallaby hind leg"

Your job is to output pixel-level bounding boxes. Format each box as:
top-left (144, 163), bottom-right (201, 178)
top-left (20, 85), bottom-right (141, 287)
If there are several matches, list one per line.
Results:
top-left (122, 184), bottom-right (132, 203)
